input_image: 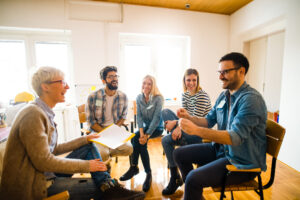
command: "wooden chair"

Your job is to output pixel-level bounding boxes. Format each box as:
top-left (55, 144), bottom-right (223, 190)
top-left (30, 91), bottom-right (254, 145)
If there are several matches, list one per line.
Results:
top-left (44, 190), bottom-right (69, 200)
top-left (212, 119), bottom-right (286, 200)
top-left (77, 104), bottom-right (88, 136)
top-left (133, 100), bottom-right (137, 129)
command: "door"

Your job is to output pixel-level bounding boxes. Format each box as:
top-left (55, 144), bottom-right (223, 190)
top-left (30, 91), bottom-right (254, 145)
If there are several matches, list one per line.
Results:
top-left (247, 31), bottom-right (285, 113)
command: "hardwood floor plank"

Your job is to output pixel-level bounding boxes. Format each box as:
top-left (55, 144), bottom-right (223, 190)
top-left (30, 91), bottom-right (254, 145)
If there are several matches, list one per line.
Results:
top-left (91, 137), bottom-right (300, 199)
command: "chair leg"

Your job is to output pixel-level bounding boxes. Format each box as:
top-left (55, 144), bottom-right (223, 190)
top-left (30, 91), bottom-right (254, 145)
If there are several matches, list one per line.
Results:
top-left (115, 156), bottom-right (118, 163)
top-left (220, 186), bottom-right (226, 200)
top-left (129, 155), bottom-right (133, 166)
top-left (231, 191), bottom-right (234, 200)
top-left (220, 172), bottom-right (229, 200)
top-left (257, 174), bottom-right (264, 200)
top-left (134, 115), bottom-right (137, 128)
top-left (130, 121), bottom-right (134, 133)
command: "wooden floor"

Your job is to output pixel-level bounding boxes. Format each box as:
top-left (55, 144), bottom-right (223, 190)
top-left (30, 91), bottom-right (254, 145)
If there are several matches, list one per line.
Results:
top-left (79, 137), bottom-right (300, 199)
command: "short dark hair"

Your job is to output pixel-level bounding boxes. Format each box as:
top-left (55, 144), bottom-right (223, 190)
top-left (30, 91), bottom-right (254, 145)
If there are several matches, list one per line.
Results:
top-left (100, 66), bottom-right (117, 80)
top-left (219, 52), bottom-right (249, 74)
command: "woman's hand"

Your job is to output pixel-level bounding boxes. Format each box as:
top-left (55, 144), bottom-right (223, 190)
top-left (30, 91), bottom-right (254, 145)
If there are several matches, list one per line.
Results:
top-left (171, 126), bottom-right (182, 141)
top-left (139, 134), bottom-right (148, 145)
top-left (179, 118), bottom-right (199, 136)
top-left (165, 120), bottom-right (176, 132)
top-left (89, 159), bottom-right (107, 172)
top-left (86, 133), bottom-right (101, 142)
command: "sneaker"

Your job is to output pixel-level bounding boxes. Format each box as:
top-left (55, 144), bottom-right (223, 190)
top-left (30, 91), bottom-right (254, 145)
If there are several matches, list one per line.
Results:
top-left (142, 173), bottom-right (152, 192)
top-left (119, 166), bottom-right (139, 181)
top-left (101, 178), bottom-right (145, 200)
top-left (162, 176), bottom-right (183, 195)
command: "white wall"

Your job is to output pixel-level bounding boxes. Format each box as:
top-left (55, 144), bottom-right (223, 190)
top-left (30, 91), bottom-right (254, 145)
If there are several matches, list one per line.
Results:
top-left (1, 0), bottom-right (299, 172)
top-left (230, 0), bottom-right (300, 171)
top-left (0, 0), bottom-right (229, 104)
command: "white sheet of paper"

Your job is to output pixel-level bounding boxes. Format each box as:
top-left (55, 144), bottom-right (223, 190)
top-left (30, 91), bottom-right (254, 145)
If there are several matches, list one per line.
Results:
top-left (90, 124), bottom-right (135, 149)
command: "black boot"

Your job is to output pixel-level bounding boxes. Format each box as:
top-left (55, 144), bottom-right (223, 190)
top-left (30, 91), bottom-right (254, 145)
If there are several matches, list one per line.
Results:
top-left (101, 178), bottom-right (145, 200)
top-left (162, 167), bottom-right (183, 195)
top-left (119, 166), bottom-right (139, 181)
top-left (142, 172), bottom-right (152, 192)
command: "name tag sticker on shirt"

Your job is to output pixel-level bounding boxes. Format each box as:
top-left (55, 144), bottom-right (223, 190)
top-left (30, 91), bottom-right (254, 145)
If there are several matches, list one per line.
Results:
top-left (96, 100), bottom-right (102, 107)
top-left (217, 100), bottom-right (226, 108)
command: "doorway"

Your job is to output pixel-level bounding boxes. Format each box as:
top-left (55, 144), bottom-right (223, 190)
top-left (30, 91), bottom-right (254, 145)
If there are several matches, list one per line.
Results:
top-left (245, 31), bottom-right (285, 119)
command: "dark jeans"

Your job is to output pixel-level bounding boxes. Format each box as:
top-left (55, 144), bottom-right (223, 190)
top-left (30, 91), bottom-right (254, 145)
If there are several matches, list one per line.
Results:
top-left (54, 143), bottom-right (110, 188)
top-left (174, 143), bottom-right (257, 200)
top-left (131, 127), bottom-right (163, 173)
top-left (162, 108), bottom-right (202, 167)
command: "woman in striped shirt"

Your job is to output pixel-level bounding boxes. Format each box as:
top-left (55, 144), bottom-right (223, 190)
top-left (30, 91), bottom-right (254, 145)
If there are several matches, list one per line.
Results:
top-left (161, 68), bottom-right (212, 195)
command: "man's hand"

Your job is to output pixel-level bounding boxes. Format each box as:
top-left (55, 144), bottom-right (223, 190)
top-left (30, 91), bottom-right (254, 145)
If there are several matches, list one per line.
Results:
top-left (89, 159), bottom-right (107, 172)
top-left (171, 126), bottom-right (182, 141)
top-left (86, 133), bottom-right (100, 142)
top-left (177, 108), bottom-right (190, 119)
top-left (165, 120), bottom-right (176, 132)
top-left (179, 118), bottom-right (199, 136)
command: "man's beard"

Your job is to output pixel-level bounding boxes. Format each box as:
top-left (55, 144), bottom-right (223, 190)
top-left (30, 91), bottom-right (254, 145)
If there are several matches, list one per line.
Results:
top-left (221, 73), bottom-right (239, 90)
top-left (107, 81), bottom-right (118, 90)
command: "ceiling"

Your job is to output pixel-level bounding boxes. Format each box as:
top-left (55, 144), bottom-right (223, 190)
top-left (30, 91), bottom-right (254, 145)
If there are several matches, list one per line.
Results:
top-left (93, 0), bottom-right (253, 15)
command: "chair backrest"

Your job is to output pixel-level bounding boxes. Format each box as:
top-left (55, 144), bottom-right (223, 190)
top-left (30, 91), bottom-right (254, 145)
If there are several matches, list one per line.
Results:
top-left (77, 104), bottom-right (86, 123)
top-left (133, 100), bottom-right (137, 115)
top-left (265, 119), bottom-right (285, 158)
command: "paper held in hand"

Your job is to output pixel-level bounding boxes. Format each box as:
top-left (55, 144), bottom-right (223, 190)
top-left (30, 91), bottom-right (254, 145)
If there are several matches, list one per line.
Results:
top-left (90, 124), bottom-right (135, 149)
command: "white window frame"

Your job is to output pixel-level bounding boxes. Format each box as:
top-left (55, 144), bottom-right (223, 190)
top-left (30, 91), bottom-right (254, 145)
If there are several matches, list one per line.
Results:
top-left (0, 27), bottom-right (75, 104)
top-left (119, 33), bottom-right (190, 101)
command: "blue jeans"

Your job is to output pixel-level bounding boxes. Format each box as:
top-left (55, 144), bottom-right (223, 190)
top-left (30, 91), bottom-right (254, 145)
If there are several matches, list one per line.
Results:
top-left (161, 109), bottom-right (202, 167)
top-left (131, 127), bottom-right (163, 173)
top-left (55, 143), bottom-right (110, 188)
top-left (174, 143), bottom-right (257, 200)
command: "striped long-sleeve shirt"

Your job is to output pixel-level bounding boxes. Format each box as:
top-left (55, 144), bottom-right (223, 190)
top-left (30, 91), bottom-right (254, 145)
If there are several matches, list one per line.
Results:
top-left (182, 89), bottom-right (211, 117)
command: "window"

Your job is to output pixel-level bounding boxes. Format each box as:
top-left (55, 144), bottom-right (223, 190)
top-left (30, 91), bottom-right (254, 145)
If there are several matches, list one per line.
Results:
top-left (35, 42), bottom-right (73, 101)
top-left (0, 40), bottom-right (27, 104)
top-left (0, 28), bottom-right (73, 106)
top-left (120, 33), bottom-right (190, 101)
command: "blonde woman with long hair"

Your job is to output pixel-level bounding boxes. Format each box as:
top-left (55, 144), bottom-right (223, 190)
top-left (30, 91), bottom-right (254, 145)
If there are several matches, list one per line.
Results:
top-left (120, 75), bottom-right (164, 192)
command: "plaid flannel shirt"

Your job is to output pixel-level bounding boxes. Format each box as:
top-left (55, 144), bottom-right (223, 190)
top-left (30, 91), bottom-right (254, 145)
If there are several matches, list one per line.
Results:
top-left (86, 88), bottom-right (128, 128)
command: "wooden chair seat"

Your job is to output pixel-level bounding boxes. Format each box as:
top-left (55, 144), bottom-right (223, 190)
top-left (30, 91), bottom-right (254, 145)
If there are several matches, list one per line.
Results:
top-left (43, 191), bottom-right (69, 200)
top-left (213, 179), bottom-right (259, 192)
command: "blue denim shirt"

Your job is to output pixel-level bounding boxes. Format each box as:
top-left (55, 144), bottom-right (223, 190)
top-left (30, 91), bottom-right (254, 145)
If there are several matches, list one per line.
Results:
top-left (136, 94), bottom-right (164, 135)
top-left (206, 82), bottom-right (267, 171)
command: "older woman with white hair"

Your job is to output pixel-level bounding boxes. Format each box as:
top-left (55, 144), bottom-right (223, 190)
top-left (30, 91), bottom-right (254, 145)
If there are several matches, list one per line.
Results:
top-left (0, 66), bottom-right (145, 200)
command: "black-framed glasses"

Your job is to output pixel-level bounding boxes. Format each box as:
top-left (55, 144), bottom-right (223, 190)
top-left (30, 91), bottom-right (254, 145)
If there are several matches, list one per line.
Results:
top-left (217, 67), bottom-right (241, 76)
top-left (107, 75), bottom-right (119, 80)
top-left (46, 80), bottom-right (67, 87)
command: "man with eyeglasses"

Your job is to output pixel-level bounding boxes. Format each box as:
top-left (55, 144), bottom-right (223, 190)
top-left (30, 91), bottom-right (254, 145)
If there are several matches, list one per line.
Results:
top-left (86, 66), bottom-right (133, 170)
top-left (173, 52), bottom-right (267, 200)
